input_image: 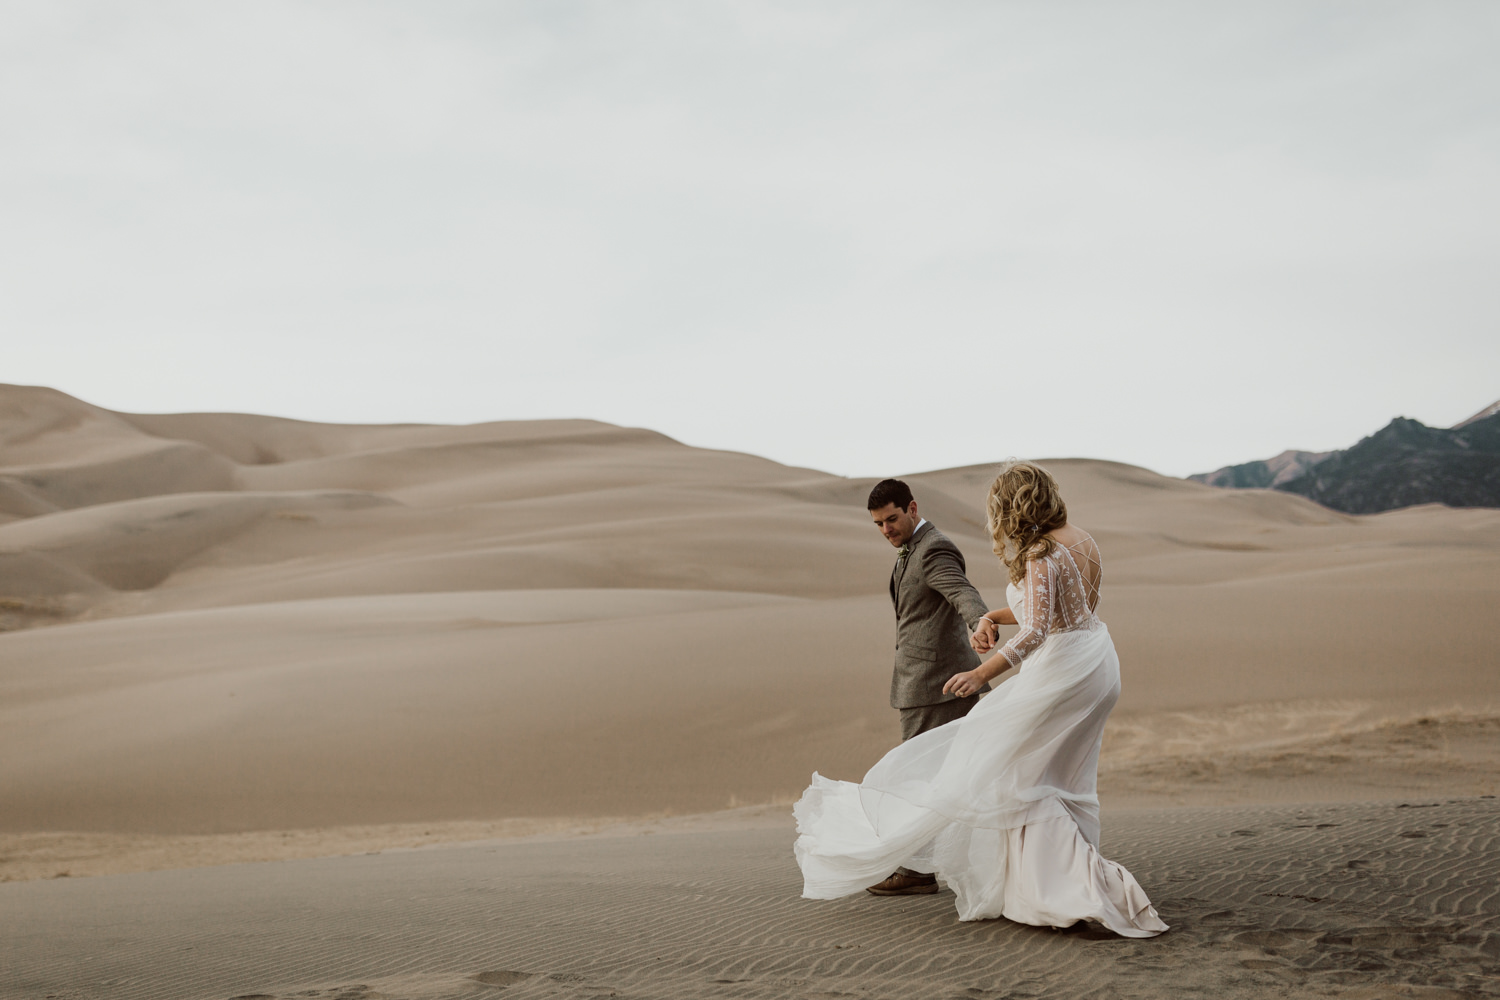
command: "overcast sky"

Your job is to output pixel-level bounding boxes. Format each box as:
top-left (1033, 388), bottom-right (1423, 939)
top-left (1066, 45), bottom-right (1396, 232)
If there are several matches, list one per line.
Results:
top-left (3, 1), bottom-right (1497, 477)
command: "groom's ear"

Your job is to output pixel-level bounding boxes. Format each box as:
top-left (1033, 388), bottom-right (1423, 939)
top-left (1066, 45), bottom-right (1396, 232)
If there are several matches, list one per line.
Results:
top-left (906, 501), bottom-right (919, 517)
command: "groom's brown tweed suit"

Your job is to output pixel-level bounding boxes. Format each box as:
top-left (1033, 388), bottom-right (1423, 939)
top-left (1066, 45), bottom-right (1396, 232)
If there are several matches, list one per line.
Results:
top-left (889, 521), bottom-right (991, 741)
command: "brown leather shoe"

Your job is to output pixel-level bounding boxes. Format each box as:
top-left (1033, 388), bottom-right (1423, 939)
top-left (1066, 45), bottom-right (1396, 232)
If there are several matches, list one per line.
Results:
top-left (866, 871), bottom-right (939, 895)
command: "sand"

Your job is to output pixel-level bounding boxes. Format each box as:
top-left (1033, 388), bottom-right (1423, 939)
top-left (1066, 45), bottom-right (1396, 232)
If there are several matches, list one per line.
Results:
top-left (2, 383), bottom-right (1499, 996)
top-left (3, 797), bottom-right (1497, 1000)
top-left (3, 385), bottom-right (1497, 843)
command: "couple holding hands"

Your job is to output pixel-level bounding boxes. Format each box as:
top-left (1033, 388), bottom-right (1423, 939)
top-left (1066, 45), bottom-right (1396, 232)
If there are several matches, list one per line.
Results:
top-left (793, 463), bottom-right (1167, 938)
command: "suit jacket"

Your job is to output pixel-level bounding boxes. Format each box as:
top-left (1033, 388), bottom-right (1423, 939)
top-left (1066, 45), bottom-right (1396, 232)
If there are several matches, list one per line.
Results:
top-left (889, 521), bottom-right (991, 709)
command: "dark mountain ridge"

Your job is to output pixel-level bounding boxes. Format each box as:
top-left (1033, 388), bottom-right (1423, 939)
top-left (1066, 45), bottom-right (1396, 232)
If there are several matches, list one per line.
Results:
top-left (1190, 402), bottom-right (1500, 515)
top-left (1189, 449), bottom-right (1332, 489)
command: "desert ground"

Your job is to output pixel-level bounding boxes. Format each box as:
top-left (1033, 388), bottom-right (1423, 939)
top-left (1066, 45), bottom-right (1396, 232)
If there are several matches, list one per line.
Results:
top-left (2, 383), bottom-right (1498, 999)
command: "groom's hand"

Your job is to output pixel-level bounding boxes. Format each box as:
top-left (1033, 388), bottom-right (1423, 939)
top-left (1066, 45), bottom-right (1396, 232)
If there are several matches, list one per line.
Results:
top-left (971, 619), bottom-right (997, 653)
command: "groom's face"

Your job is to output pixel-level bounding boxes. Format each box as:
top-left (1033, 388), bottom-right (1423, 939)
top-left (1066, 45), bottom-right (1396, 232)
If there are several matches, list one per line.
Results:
top-left (870, 501), bottom-right (920, 547)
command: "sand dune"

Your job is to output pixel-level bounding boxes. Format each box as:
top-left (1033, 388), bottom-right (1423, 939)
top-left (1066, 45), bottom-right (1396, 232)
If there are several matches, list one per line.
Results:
top-left (0, 591), bottom-right (891, 834)
top-left (0, 489), bottom-right (395, 596)
top-left (1, 383), bottom-right (1498, 860)
top-left (0, 386), bottom-right (238, 517)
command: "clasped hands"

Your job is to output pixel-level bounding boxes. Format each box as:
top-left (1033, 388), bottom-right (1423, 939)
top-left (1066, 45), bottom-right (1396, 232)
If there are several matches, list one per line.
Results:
top-left (970, 617), bottom-right (998, 654)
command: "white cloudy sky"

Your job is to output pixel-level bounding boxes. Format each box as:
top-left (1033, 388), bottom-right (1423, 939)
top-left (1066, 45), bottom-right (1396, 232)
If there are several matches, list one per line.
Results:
top-left (3, 1), bottom-right (1497, 477)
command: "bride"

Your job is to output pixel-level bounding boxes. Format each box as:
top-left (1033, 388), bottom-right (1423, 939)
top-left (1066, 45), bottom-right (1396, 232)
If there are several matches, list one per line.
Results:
top-left (794, 461), bottom-right (1167, 937)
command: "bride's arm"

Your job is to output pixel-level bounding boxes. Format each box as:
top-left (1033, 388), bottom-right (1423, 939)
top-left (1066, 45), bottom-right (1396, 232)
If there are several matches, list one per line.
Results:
top-left (947, 558), bottom-right (1054, 697)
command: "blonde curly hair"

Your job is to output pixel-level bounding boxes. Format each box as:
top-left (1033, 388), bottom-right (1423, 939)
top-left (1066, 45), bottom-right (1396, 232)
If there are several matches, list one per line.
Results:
top-left (985, 461), bottom-right (1068, 585)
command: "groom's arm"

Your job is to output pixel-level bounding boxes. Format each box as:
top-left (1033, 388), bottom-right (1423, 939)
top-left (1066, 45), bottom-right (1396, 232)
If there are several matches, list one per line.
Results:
top-left (921, 542), bottom-right (990, 629)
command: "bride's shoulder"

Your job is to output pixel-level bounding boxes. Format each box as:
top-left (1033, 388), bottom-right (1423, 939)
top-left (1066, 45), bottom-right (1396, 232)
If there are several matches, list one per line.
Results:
top-left (1045, 524), bottom-right (1093, 546)
top-left (1044, 525), bottom-right (1101, 564)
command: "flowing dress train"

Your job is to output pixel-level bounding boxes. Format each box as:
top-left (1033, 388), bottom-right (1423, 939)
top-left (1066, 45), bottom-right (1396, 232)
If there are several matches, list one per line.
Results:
top-left (793, 534), bottom-right (1167, 937)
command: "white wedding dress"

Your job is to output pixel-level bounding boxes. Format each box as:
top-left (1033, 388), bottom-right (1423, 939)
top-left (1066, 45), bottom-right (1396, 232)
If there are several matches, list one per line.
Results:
top-left (794, 533), bottom-right (1167, 937)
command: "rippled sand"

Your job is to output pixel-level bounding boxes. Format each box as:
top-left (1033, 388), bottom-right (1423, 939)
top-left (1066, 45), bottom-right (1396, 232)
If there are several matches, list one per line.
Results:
top-left (3, 798), bottom-right (1496, 1000)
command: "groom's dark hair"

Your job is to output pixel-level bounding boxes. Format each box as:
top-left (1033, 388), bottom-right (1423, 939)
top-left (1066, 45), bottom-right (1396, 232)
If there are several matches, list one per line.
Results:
top-left (867, 479), bottom-right (915, 511)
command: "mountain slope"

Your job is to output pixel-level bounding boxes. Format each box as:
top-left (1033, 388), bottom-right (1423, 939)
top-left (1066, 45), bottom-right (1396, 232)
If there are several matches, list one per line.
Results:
top-left (1188, 449), bottom-right (1332, 489)
top-left (1191, 401), bottom-right (1500, 514)
top-left (1456, 398), bottom-right (1500, 429)
top-left (1276, 413), bottom-right (1500, 514)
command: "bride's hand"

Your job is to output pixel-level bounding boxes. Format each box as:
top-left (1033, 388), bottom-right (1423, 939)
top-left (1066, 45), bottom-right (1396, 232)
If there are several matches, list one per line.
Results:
top-left (944, 669), bottom-right (984, 699)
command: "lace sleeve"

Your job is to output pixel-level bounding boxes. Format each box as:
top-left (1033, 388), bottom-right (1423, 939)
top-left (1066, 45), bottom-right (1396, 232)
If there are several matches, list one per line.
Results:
top-left (996, 554), bottom-right (1055, 671)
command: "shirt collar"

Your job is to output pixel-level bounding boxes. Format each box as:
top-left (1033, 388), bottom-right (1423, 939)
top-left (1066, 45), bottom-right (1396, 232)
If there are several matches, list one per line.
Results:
top-left (900, 519), bottom-right (928, 556)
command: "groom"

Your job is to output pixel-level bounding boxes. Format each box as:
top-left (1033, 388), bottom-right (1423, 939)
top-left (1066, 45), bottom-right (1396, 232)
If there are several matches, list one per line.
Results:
top-left (865, 478), bottom-right (992, 896)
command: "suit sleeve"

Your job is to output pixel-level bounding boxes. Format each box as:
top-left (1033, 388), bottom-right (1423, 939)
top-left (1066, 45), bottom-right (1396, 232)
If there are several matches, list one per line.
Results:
top-left (920, 541), bottom-right (990, 630)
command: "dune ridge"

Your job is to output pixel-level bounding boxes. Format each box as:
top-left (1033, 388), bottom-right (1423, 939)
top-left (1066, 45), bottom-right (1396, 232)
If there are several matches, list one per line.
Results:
top-left (1, 384), bottom-right (1498, 859)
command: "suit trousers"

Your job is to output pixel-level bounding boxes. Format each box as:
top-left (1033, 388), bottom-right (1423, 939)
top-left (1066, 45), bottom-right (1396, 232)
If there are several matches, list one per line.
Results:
top-left (899, 693), bottom-right (981, 742)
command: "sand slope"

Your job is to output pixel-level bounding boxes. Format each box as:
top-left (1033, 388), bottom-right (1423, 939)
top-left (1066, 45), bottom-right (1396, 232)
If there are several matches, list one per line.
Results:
top-left (1, 384), bottom-right (1499, 845)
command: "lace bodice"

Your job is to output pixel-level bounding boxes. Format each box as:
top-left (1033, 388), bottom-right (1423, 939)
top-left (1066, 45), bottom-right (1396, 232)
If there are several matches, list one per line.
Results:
top-left (996, 532), bottom-right (1104, 671)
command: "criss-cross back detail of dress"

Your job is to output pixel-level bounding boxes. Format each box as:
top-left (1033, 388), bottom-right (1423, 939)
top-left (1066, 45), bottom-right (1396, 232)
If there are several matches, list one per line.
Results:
top-left (1060, 533), bottom-right (1102, 614)
top-left (994, 530), bottom-right (1104, 671)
